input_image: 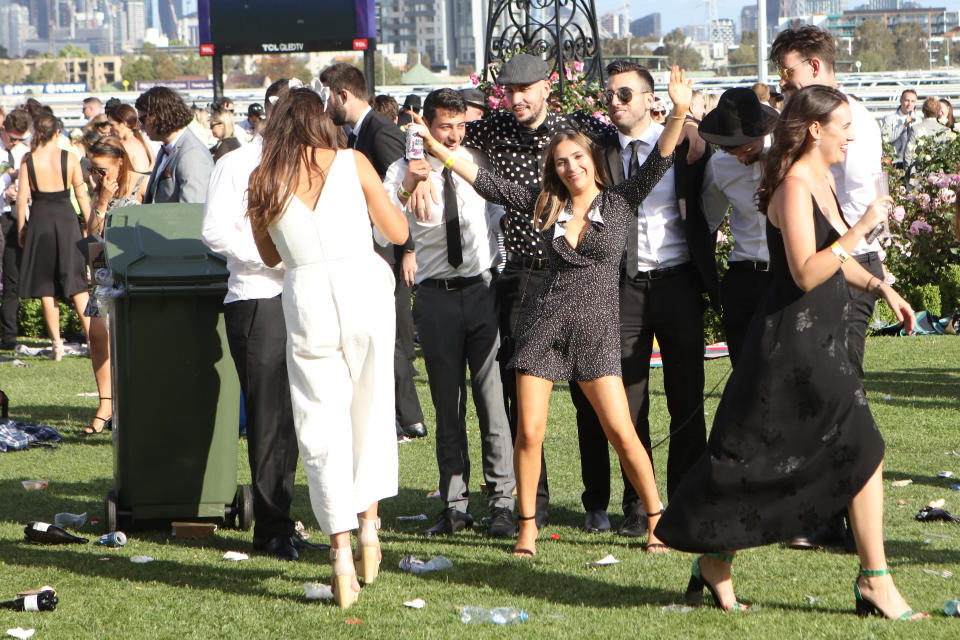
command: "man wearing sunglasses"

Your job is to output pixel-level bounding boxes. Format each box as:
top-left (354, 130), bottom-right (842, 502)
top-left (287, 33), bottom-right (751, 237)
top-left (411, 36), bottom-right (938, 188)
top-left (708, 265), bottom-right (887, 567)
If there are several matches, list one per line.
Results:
top-left (572, 59), bottom-right (718, 538)
top-left (770, 24), bottom-right (883, 553)
top-left (0, 109), bottom-right (31, 350)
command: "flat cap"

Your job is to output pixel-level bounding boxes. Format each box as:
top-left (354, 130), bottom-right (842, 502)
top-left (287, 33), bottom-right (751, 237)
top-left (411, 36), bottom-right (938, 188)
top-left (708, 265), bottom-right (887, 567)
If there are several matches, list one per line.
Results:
top-left (459, 88), bottom-right (487, 110)
top-left (497, 54), bottom-right (550, 86)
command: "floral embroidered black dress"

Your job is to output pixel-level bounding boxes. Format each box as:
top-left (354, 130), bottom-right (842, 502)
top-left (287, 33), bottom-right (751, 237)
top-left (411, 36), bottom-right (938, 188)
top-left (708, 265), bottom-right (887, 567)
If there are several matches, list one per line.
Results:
top-left (472, 149), bottom-right (673, 382)
top-left (656, 197), bottom-right (885, 552)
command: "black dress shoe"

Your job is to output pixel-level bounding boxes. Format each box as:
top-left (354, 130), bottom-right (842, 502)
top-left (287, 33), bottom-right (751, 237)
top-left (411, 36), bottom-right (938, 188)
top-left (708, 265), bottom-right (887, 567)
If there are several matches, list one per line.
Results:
top-left (402, 421), bottom-right (428, 439)
top-left (584, 509), bottom-right (611, 533)
top-left (487, 507), bottom-right (516, 538)
top-left (787, 536), bottom-right (822, 550)
top-left (424, 508), bottom-right (473, 536)
top-left (262, 534), bottom-right (299, 561)
top-left (617, 509), bottom-right (648, 538)
top-left (292, 536), bottom-right (330, 552)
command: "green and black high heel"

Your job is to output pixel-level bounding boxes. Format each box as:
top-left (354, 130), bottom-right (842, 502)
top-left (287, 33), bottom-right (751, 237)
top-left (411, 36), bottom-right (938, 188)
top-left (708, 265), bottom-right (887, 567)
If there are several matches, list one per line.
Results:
top-left (685, 553), bottom-right (749, 610)
top-left (854, 567), bottom-right (923, 620)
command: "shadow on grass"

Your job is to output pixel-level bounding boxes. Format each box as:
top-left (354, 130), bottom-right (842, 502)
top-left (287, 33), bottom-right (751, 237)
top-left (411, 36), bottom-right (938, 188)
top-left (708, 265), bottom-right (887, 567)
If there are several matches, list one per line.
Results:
top-left (864, 367), bottom-right (960, 409)
top-left (884, 469), bottom-right (960, 490)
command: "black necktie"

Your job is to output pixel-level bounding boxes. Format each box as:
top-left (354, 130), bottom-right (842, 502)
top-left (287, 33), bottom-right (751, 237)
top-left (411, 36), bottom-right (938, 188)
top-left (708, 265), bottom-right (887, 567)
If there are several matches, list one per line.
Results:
top-left (625, 140), bottom-right (642, 278)
top-left (347, 132), bottom-right (357, 148)
top-left (442, 168), bottom-right (462, 267)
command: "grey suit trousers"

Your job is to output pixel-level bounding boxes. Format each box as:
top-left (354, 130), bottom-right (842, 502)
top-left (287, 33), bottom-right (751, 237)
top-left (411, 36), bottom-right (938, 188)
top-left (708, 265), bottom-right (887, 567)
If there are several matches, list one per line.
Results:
top-left (413, 278), bottom-right (515, 512)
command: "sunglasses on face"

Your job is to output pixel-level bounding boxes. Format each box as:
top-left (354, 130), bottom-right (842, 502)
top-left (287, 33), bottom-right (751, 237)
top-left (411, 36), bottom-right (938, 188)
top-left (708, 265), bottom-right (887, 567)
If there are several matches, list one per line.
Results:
top-left (90, 167), bottom-right (107, 177)
top-left (778, 58), bottom-right (811, 80)
top-left (651, 109), bottom-right (666, 116)
top-left (95, 121), bottom-right (111, 129)
top-left (8, 135), bottom-right (26, 142)
top-left (601, 87), bottom-right (646, 105)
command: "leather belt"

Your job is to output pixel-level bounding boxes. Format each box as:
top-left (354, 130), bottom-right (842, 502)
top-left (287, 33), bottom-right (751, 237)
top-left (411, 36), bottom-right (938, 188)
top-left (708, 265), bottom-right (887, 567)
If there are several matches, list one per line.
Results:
top-left (629, 262), bottom-right (693, 281)
top-left (505, 251), bottom-right (548, 270)
top-left (420, 275), bottom-right (484, 290)
top-left (853, 251), bottom-right (879, 265)
top-left (727, 260), bottom-right (770, 272)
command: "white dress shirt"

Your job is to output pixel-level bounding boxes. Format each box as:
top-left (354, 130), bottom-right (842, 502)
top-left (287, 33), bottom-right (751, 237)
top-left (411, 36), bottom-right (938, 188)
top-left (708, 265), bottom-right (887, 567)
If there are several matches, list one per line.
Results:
top-left (201, 136), bottom-right (284, 304)
top-left (701, 139), bottom-right (769, 263)
top-left (832, 94), bottom-right (883, 256)
top-left (155, 128), bottom-right (186, 177)
top-left (1, 140), bottom-right (28, 213)
top-left (617, 124), bottom-right (690, 270)
top-left (382, 146), bottom-right (502, 284)
top-left (348, 106), bottom-right (372, 145)
top-left (554, 206), bottom-right (603, 240)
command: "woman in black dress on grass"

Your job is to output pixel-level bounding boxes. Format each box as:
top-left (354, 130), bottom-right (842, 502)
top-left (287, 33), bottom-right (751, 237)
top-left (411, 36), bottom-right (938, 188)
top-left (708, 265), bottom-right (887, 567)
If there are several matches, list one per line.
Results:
top-left (17, 113), bottom-right (92, 361)
top-left (655, 85), bottom-right (926, 620)
top-left (410, 66), bottom-right (693, 557)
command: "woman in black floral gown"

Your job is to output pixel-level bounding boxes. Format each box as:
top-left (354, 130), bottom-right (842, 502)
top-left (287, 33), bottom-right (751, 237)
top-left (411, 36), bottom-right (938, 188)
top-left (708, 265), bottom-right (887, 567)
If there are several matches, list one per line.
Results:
top-left (655, 85), bottom-right (926, 620)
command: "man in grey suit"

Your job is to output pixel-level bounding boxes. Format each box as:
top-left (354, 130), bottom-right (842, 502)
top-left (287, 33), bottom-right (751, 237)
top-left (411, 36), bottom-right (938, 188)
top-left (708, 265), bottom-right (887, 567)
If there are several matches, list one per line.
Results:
top-left (136, 86), bottom-right (213, 204)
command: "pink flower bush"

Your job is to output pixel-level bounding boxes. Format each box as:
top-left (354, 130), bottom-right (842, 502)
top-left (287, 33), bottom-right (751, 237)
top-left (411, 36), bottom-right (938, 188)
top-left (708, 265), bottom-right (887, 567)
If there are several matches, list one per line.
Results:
top-left (938, 187), bottom-right (957, 204)
top-left (892, 205), bottom-right (906, 222)
top-left (488, 96), bottom-right (501, 109)
top-left (909, 220), bottom-right (933, 235)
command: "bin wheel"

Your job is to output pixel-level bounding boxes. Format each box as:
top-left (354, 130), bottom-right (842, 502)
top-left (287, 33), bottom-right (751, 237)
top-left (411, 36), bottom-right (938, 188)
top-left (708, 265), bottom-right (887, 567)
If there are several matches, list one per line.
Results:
top-left (232, 485), bottom-right (253, 531)
top-left (104, 490), bottom-right (118, 533)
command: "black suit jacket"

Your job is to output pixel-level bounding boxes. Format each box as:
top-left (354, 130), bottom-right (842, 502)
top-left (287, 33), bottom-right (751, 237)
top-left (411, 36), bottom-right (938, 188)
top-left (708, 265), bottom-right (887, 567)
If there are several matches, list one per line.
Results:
top-left (602, 132), bottom-right (719, 309)
top-left (352, 110), bottom-right (414, 265)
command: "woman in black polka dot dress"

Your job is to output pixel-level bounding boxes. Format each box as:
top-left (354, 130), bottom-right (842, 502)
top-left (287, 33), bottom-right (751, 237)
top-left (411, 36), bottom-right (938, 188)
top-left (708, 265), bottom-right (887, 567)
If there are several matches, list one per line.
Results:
top-left (410, 67), bottom-right (693, 557)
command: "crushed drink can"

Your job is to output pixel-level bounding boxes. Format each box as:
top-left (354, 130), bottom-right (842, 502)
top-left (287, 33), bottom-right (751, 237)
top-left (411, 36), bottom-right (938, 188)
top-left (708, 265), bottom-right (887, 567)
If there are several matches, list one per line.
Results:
top-left (98, 531), bottom-right (127, 547)
top-left (406, 124), bottom-right (425, 160)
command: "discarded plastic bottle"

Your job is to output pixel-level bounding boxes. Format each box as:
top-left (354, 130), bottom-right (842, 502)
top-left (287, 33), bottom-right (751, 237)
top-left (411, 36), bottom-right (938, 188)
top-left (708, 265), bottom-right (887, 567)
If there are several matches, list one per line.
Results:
top-left (399, 554), bottom-right (453, 574)
top-left (0, 590), bottom-right (58, 612)
top-left (23, 521), bottom-right (88, 545)
top-left (458, 606), bottom-right (528, 625)
top-left (945, 599), bottom-right (960, 616)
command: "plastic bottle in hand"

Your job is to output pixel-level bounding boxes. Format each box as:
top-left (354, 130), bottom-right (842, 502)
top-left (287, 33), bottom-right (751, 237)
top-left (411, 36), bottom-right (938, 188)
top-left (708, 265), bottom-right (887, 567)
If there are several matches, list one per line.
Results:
top-left (23, 521), bottom-right (89, 544)
top-left (458, 606), bottom-right (528, 625)
top-left (0, 590), bottom-right (58, 611)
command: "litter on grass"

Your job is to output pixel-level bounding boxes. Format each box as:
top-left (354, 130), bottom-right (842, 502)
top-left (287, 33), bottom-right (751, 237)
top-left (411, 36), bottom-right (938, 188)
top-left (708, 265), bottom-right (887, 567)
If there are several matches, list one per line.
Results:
top-left (395, 514), bottom-right (428, 521)
top-left (922, 569), bottom-right (953, 578)
top-left (928, 498), bottom-right (946, 509)
top-left (303, 583), bottom-right (333, 600)
top-left (938, 471), bottom-right (954, 478)
top-left (399, 555), bottom-right (453, 573)
top-left (661, 604), bottom-right (692, 613)
top-left (6, 629), bottom-right (34, 640)
top-left (426, 490), bottom-right (440, 499)
top-left (586, 554), bottom-right (619, 567)
top-left (403, 598), bottom-right (426, 609)
top-left (53, 512), bottom-right (86, 530)
top-left (804, 595), bottom-right (819, 605)
top-left (20, 480), bottom-right (47, 491)
top-left (130, 555), bottom-right (154, 563)
top-left (222, 551), bottom-right (248, 561)
top-left (891, 479), bottom-right (913, 487)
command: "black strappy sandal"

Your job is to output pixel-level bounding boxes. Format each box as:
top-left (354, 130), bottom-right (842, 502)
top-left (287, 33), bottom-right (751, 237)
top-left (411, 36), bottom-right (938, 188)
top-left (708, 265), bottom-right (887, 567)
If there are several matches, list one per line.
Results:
top-left (81, 397), bottom-right (113, 436)
top-left (513, 514), bottom-right (537, 557)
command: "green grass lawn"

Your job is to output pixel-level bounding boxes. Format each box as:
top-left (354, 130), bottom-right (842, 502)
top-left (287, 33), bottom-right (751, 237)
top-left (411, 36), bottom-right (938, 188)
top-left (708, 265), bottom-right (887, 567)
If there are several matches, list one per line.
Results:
top-left (1, 336), bottom-right (959, 639)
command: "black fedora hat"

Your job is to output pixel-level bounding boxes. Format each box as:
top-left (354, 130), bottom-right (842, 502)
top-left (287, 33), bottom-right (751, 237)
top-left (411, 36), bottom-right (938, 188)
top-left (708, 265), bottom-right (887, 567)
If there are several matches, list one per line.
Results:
top-left (699, 88), bottom-right (779, 147)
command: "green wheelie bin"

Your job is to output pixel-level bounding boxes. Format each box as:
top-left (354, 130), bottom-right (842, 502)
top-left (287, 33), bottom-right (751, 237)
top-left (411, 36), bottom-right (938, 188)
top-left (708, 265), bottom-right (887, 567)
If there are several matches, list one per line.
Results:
top-left (101, 203), bottom-right (251, 532)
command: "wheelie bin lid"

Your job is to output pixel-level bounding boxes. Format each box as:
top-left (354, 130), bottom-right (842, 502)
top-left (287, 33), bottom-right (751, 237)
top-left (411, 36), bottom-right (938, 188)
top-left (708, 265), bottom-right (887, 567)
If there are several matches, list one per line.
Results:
top-left (104, 203), bottom-right (228, 291)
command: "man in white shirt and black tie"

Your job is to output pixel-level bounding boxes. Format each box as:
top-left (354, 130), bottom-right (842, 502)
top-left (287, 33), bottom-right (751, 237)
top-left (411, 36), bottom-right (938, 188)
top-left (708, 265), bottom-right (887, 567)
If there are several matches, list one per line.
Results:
top-left (699, 88), bottom-right (779, 364)
top-left (382, 89), bottom-right (517, 539)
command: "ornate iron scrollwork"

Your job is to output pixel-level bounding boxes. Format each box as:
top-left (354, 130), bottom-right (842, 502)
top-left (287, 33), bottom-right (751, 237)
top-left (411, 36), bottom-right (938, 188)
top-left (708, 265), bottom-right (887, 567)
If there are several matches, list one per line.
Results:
top-left (484, 0), bottom-right (604, 94)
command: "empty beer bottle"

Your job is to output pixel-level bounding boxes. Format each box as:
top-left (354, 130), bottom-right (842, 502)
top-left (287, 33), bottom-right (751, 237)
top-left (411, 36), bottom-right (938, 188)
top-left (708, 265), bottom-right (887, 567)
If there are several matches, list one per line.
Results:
top-left (23, 521), bottom-right (88, 544)
top-left (0, 589), bottom-right (57, 611)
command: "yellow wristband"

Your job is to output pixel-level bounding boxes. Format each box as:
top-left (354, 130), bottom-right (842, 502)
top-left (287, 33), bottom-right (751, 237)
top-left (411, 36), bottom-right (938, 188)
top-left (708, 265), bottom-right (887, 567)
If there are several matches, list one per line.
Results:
top-left (443, 154), bottom-right (456, 170)
top-left (830, 241), bottom-right (850, 263)
top-left (398, 186), bottom-right (412, 200)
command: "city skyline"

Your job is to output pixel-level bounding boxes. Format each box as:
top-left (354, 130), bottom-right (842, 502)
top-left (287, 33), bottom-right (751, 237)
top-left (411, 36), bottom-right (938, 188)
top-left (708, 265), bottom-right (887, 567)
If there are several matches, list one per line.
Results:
top-left (595, 0), bottom-right (960, 34)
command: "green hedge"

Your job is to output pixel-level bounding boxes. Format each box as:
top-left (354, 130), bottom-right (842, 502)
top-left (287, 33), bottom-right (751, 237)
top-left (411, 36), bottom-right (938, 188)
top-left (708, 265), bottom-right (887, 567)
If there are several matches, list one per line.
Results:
top-left (17, 298), bottom-right (85, 339)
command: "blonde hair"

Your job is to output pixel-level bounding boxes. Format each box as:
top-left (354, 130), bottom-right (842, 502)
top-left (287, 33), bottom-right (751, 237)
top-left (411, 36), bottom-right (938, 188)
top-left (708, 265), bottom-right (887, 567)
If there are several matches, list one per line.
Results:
top-left (211, 110), bottom-right (235, 138)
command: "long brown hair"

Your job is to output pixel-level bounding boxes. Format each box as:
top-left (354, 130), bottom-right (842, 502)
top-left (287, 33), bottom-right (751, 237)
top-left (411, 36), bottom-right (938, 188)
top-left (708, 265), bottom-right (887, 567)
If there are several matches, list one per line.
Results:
top-left (247, 88), bottom-right (341, 234)
top-left (88, 135), bottom-right (134, 200)
top-left (755, 85), bottom-right (847, 215)
top-left (110, 103), bottom-right (154, 163)
top-left (533, 130), bottom-right (610, 231)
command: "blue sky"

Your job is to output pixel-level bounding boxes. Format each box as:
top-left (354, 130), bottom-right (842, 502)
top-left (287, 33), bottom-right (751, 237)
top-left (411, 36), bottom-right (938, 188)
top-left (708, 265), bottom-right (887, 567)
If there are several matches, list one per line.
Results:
top-left (594, 0), bottom-right (960, 35)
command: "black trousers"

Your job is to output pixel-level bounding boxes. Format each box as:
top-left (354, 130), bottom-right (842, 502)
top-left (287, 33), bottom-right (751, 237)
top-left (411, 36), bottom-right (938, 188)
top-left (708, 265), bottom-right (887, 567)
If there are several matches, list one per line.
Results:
top-left (847, 253), bottom-right (884, 379)
top-left (495, 262), bottom-right (550, 511)
top-left (394, 279), bottom-right (424, 428)
top-left (720, 265), bottom-right (773, 366)
top-left (413, 279), bottom-right (515, 512)
top-left (574, 265), bottom-right (707, 512)
top-left (224, 296), bottom-right (298, 542)
top-left (0, 213), bottom-right (22, 345)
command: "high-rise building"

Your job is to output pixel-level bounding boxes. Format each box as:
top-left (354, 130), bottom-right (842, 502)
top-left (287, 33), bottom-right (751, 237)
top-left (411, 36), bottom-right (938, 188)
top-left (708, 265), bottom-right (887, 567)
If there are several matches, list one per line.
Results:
top-left (123, 0), bottom-right (145, 46)
top-left (378, 0), bottom-right (486, 74)
top-left (599, 11), bottom-right (629, 39)
top-left (741, 5), bottom-right (758, 33)
top-left (0, 0), bottom-right (32, 57)
top-left (630, 12), bottom-right (660, 38)
top-left (712, 18), bottom-right (736, 47)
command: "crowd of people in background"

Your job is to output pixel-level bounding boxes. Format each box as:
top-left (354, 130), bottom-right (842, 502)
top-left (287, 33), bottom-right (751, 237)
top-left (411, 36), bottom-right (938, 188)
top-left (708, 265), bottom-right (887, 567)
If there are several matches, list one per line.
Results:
top-left (0, 23), bottom-right (949, 619)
